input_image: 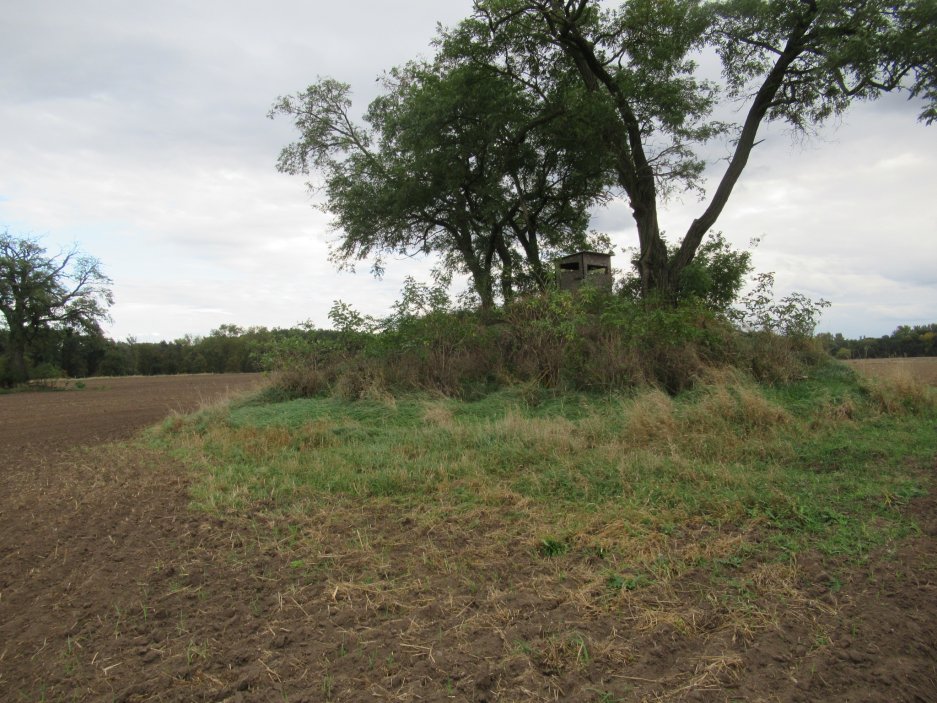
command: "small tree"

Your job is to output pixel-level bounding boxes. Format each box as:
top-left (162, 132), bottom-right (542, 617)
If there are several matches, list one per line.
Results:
top-left (0, 231), bottom-right (113, 385)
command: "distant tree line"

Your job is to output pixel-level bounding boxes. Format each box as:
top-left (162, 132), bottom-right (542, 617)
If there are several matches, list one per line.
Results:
top-left (818, 324), bottom-right (937, 360)
top-left (0, 229), bottom-right (345, 385)
top-left (0, 323), bottom-right (339, 383)
top-left (4, 307), bottom-right (934, 387)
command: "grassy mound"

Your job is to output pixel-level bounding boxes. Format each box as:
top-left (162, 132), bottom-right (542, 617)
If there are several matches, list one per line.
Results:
top-left (156, 360), bottom-right (934, 565)
top-left (146, 352), bottom-right (936, 699)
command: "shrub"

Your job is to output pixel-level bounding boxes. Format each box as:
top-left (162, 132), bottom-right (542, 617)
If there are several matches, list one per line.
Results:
top-left (732, 272), bottom-right (830, 338)
top-left (266, 275), bottom-right (831, 399)
top-left (618, 232), bottom-right (752, 312)
top-left (29, 362), bottom-right (65, 382)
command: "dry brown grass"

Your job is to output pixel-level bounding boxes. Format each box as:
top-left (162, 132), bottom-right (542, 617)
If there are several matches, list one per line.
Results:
top-left (421, 401), bottom-right (455, 428)
top-left (624, 390), bottom-right (678, 444)
top-left (846, 362), bottom-right (937, 415)
top-left (846, 357), bottom-right (937, 386)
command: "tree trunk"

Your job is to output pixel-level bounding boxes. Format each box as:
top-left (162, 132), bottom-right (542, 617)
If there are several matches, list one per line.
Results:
top-left (542, 2), bottom-right (674, 299)
top-left (536, 0), bottom-right (818, 305)
top-left (514, 225), bottom-right (551, 291)
top-left (496, 239), bottom-right (515, 303)
top-left (465, 253), bottom-right (495, 311)
top-left (6, 327), bottom-right (29, 385)
top-left (632, 189), bottom-right (672, 299)
top-left (477, 274), bottom-right (495, 310)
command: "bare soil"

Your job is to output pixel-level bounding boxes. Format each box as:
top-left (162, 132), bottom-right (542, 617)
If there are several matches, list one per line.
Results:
top-left (1, 374), bottom-right (935, 702)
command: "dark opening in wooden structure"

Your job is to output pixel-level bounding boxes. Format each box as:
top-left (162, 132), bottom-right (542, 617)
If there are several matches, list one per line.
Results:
top-left (554, 251), bottom-right (613, 291)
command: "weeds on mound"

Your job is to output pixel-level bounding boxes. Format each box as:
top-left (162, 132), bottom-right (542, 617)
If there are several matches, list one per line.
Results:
top-left (265, 278), bottom-right (829, 400)
top-left (156, 358), bottom-right (934, 563)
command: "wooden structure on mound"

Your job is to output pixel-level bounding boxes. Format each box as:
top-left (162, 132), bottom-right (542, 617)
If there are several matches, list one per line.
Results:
top-left (554, 251), bottom-right (613, 291)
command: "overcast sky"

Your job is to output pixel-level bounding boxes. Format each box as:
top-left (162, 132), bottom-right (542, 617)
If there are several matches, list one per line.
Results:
top-left (2, 1), bottom-right (934, 341)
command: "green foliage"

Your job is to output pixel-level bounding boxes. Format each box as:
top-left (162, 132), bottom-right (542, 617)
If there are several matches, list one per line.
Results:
top-left (271, 14), bottom-right (615, 307)
top-left (0, 323), bottom-right (341, 382)
top-left (0, 231), bottom-right (113, 385)
top-left (713, 0), bottom-right (937, 126)
top-left (271, 0), bottom-right (935, 304)
top-left (538, 537), bottom-right (570, 558)
top-left (733, 272), bottom-right (831, 337)
top-left (607, 572), bottom-right (652, 592)
top-left (676, 233), bottom-right (753, 311)
top-left (620, 232), bottom-right (752, 310)
top-left (818, 323), bottom-right (937, 358)
top-left (28, 362), bottom-right (65, 382)
top-left (265, 272), bottom-right (833, 398)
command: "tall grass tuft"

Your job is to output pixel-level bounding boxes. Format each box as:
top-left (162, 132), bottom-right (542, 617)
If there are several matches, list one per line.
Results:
top-left (862, 371), bottom-right (937, 415)
top-left (623, 390), bottom-right (677, 446)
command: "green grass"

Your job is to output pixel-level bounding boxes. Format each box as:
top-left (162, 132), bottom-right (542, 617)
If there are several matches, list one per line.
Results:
top-left (153, 360), bottom-right (935, 565)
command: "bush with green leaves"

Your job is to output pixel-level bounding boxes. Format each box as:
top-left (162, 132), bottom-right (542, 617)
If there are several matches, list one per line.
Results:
top-left (619, 232), bottom-right (752, 311)
top-left (266, 265), bottom-right (831, 399)
top-left (733, 272), bottom-right (831, 338)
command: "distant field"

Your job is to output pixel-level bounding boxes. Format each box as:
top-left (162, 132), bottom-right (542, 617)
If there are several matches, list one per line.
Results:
top-left (846, 357), bottom-right (937, 385)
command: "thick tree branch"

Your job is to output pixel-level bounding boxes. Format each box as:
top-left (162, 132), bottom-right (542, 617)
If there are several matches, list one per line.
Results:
top-left (674, 4), bottom-right (820, 275)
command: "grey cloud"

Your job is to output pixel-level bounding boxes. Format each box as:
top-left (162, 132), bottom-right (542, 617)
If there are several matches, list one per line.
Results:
top-left (2, 0), bottom-right (933, 341)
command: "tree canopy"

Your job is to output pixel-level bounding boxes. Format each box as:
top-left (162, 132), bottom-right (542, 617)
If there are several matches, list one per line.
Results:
top-left (474, 0), bottom-right (936, 296)
top-left (275, 0), bottom-right (935, 305)
top-left (0, 231), bottom-right (113, 385)
top-left (271, 27), bottom-right (616, 308)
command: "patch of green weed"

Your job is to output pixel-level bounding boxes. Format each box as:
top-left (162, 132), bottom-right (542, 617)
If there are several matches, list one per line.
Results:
top-left (155, 366), bottom-right (934, 564)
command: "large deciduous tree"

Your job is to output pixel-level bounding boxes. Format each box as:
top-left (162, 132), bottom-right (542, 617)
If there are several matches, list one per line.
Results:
top-left (271, 32), bottom-right (614, 308)
top-left (474, 0), bottom-right (936, 298)
top-left (0, 231), bottom-right (113, 385)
